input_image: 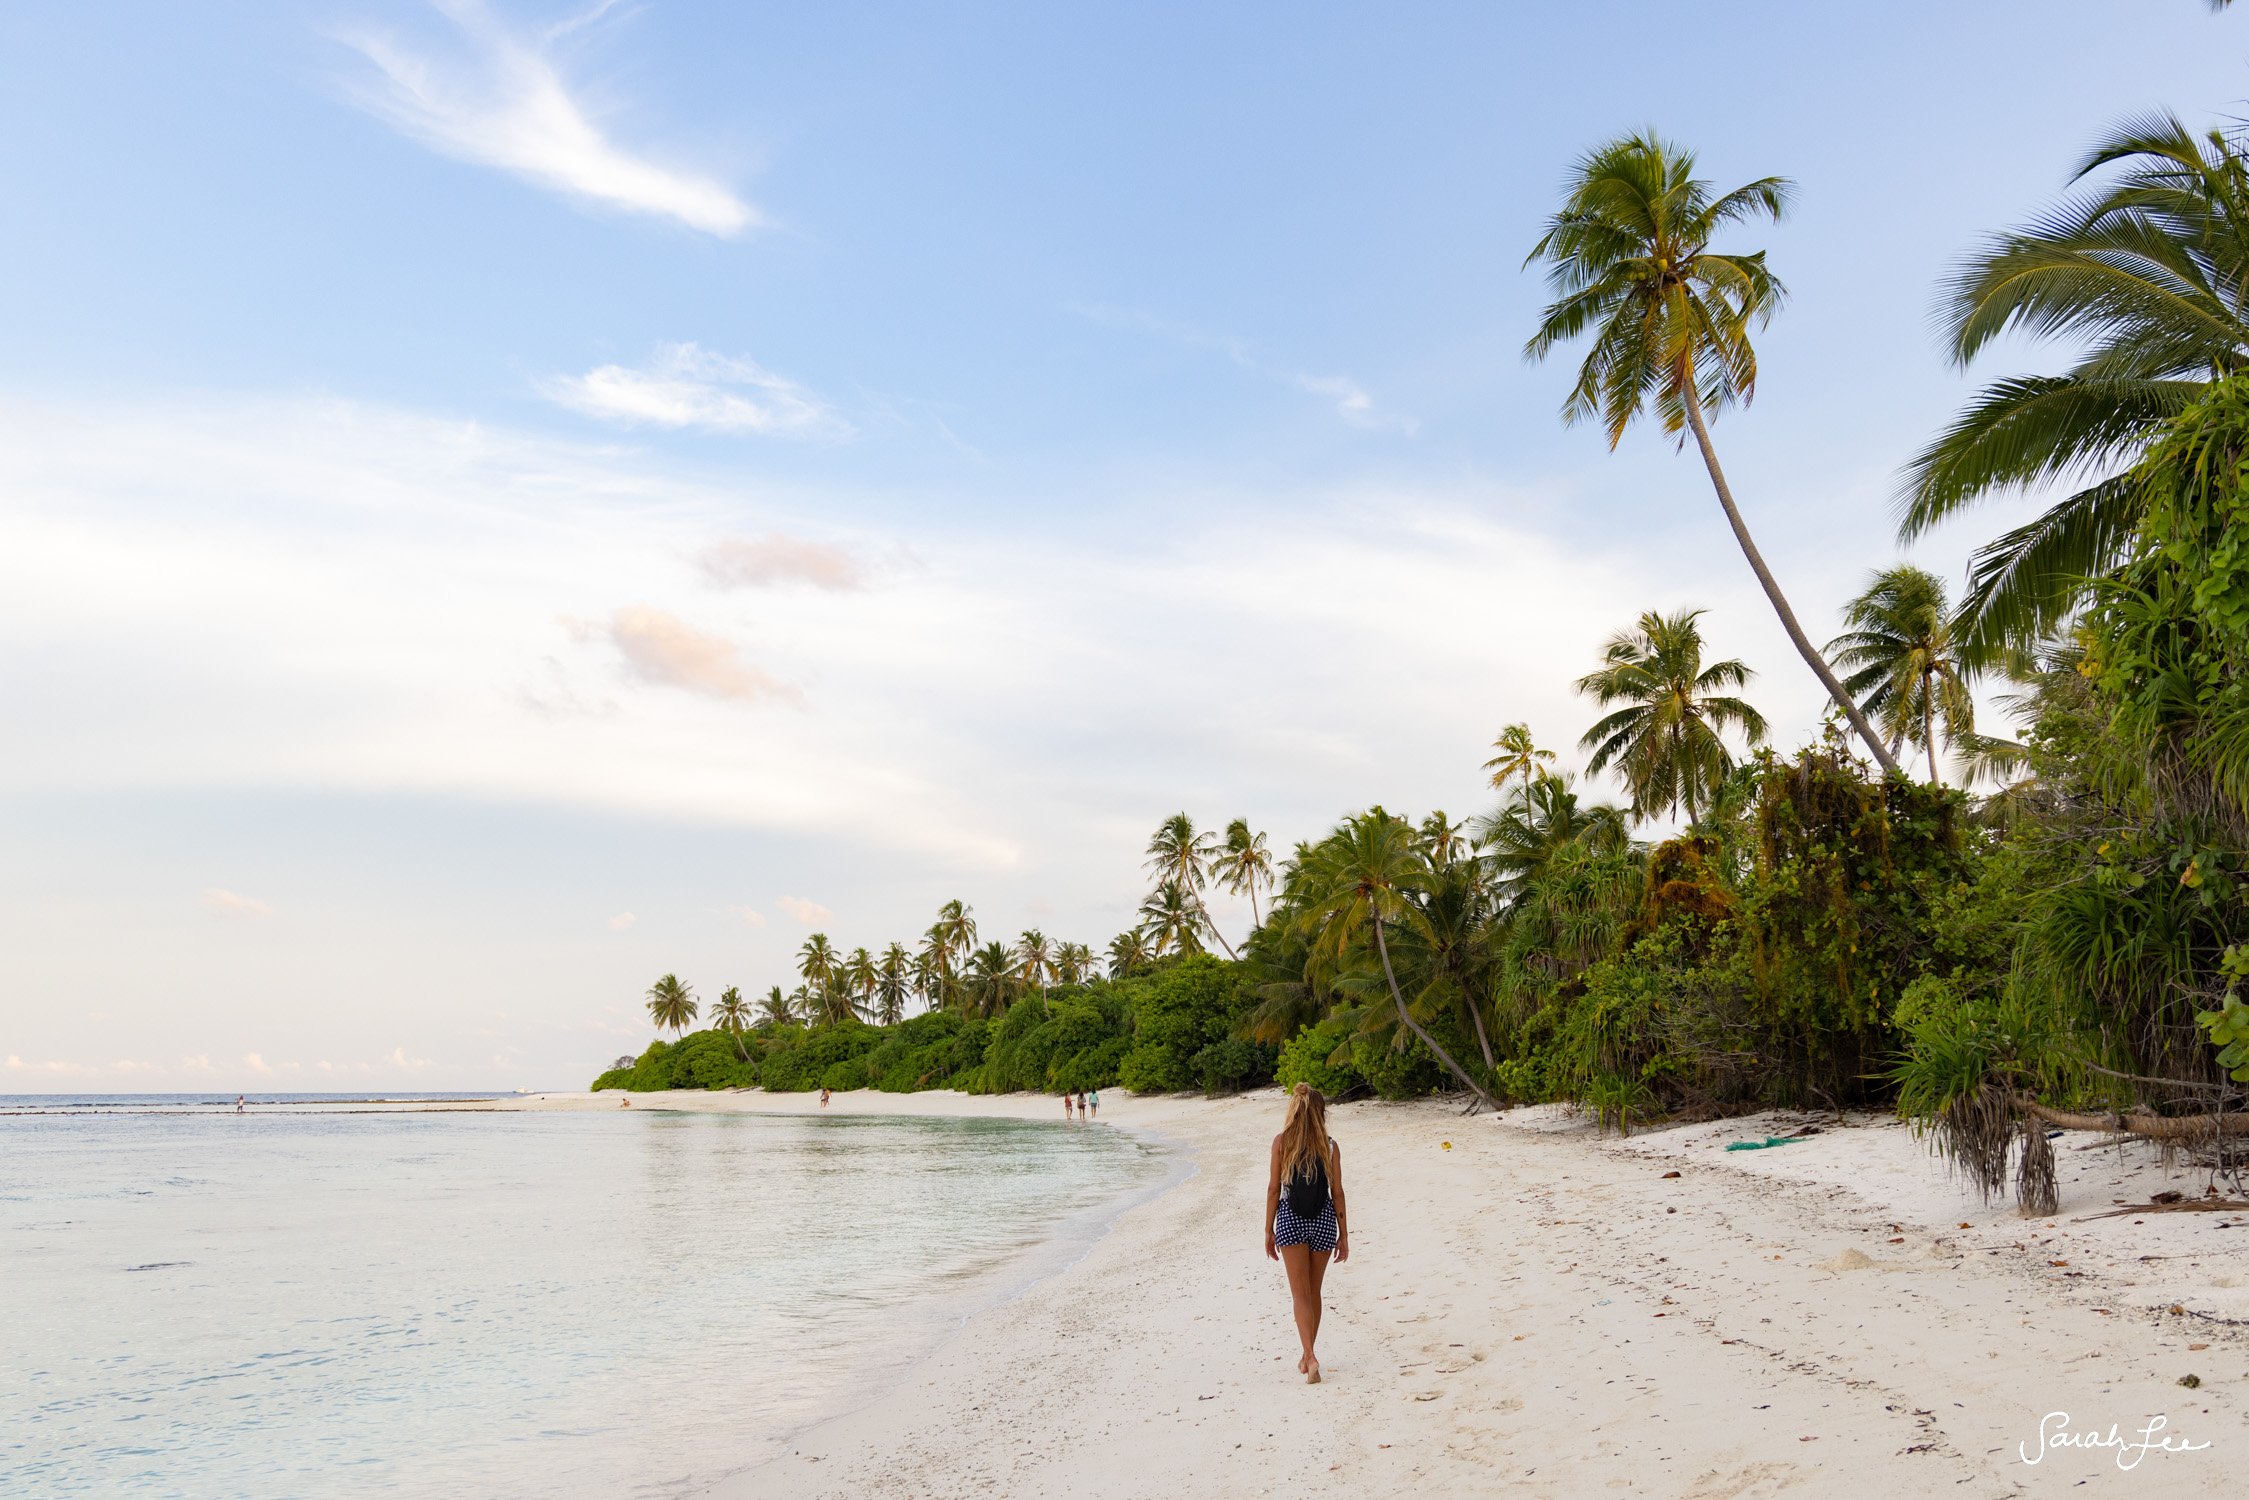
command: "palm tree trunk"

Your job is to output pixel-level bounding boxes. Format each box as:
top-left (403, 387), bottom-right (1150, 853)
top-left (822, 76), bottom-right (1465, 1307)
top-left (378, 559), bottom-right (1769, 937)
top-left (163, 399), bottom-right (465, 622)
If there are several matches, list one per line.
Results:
top-left (1681, 395), bottom-right (1903, 777)
top-left (1466, 992), bottom-right (1496, 1072)
top-left (1923, 673), bottom-right (1940, 786)
top-left (1371, 916), bottom-right (1501, 1111)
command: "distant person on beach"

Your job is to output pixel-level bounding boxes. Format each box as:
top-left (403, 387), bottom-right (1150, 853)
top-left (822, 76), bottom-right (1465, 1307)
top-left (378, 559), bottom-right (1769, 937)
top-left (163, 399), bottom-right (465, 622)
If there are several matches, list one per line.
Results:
top-left (1075, 1090), bottom-right (1087, 1119)
top-left (1264, 1083), bottom-right (1347, 1384)
top-left (1087, 1089), bottom-right (1099, 1119)
top-left (820, 1087), bottom-right (831, 1107)
top-left (1063, 1091), bottom-right (1075, 1122)
top-left (234, 1095), bottom-right (244, 1115)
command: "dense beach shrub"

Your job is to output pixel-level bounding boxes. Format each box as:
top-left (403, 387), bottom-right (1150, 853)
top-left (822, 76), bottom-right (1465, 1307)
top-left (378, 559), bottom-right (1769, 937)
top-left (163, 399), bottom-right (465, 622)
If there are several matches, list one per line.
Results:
top-left (1274, 1017), bottom-right (1360, 1097)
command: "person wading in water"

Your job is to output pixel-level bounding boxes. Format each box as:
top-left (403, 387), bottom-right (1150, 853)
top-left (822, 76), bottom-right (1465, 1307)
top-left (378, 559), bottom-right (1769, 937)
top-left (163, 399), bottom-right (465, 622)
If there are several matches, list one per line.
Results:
top-left (1264, 1083), bottom-right (1347, 1383)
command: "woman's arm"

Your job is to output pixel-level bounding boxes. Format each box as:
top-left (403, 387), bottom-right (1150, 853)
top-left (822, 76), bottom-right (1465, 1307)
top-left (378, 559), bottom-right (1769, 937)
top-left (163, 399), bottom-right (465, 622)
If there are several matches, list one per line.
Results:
top-left (1329, 1140), bottom-right (1349, 1262)
top-left (1263, 1136), bottom-right (1283, 1260)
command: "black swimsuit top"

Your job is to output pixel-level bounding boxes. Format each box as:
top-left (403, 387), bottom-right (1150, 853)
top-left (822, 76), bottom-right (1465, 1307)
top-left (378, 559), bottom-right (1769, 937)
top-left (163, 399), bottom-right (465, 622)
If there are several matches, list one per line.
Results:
top-left (1284, 1149), bottom-right (1331, 1216)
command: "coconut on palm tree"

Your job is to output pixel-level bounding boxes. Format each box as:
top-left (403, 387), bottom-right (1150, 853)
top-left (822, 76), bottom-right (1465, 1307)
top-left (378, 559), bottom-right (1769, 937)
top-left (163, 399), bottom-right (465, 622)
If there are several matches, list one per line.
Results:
top-left (1826, 565), bottom-right (1976, 784)
top-left (1525, 132), bottom-right (1900, 774)
top-left (645, 973), bottom-right (698, 1037)
top-left (709, 986), bottom-right (752, 1059)
top-left (1216, 819), bottom-right (1275, 929)
top-left (1482, 723), bottom-right (1556, 798)
top-left (1901, 117), bottom-right (2249, 654)
top-left (1576, 609), bottom-right (1767, 823)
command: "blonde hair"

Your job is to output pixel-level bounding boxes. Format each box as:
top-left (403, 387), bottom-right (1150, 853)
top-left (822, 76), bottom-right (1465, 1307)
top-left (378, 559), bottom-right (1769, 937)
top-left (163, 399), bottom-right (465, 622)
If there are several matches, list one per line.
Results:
top-left (1278, 1082), bottom-right (1331, 1184)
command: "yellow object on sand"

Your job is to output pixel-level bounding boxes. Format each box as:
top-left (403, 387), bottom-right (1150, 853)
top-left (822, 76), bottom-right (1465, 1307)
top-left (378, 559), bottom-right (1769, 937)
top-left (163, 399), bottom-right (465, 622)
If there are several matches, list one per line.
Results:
top-left (1441, 1141), bottom-right (1452, 1150)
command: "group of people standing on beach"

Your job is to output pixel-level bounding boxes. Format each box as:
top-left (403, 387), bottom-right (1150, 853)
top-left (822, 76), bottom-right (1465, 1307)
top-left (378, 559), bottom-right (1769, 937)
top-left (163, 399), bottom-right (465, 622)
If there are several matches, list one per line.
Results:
top-left (1060, 1088), bottom-right (1099, 1121)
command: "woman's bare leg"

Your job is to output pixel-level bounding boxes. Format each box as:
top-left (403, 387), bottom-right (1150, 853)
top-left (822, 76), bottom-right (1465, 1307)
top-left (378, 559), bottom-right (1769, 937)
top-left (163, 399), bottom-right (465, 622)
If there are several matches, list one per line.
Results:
top-left (1305, 1248), bottom-right (1331, 1359)
top-left (1279, 1244), bottom-right (1323, 1375)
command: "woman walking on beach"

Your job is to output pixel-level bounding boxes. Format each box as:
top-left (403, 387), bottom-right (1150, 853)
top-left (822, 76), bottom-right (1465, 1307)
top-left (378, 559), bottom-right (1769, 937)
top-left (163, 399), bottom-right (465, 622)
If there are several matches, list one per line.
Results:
top-left (1265, 1083), bottom-right (1347, 1384)
top-left (1062, 1090), bottom-right (1075, 1122)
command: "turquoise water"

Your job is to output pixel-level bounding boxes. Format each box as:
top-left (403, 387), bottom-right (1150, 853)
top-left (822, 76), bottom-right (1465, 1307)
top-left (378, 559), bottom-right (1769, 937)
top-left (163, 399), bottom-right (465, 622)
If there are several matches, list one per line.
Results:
top-left (0, 1102), bottom-right (1169, 1499)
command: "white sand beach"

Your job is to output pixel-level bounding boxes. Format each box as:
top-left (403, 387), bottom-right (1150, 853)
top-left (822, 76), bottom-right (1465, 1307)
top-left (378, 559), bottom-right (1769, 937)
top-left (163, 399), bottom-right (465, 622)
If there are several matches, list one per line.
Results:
top-left (484, 1089), bottom-right (2246, 1496)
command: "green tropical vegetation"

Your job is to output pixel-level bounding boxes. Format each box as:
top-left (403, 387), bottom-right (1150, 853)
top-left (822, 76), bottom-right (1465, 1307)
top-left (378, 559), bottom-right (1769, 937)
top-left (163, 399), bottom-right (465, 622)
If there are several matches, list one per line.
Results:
top-left (597, 74), bottom-right (2249, 1213)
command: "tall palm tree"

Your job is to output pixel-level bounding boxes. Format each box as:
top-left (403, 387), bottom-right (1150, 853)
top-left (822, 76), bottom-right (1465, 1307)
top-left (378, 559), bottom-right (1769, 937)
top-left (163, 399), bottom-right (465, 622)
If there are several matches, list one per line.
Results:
top-left (644, 973), bottom-right (698, 1037)
top-left (756, 984), bottom-right (795, 1029)
top-left (1482, 723), bottom-right (1555, 798)
top-left (963, 941), bottom-right (1019, 1018)
top-left (1826, 565), bottom-right (1977, 784)
top-left (1054, 941), bottom-right (1096, 986)
top-left (1419, 810), bottom-right (1472, 870)
top-left (1525, 132), bottom-right (1900, 774)
top-left (1216, 819), bottom-right (1275, 929)
top-left (1295, 811), bottom-right (1500, 1110)
top-left (1014, 930), bottom-right (1055, 995)
top-left (1475, 773), bottom-right (1632, 902)
top-left (1145, 813), bottom-right (1236, 958)
top-left (1107, 928), bottom-right (1154, 977)
top-left (1576, 609), bottom-right (1767, 823)
top-left (917, 925), bottom-right (955, 1011)
top-left (874, 943), bottom-right (912, 1025)
top-left (1901, 116), bottom-right (2249, 653)
top-left (1138, 878), bottom-right (1207, 958)
top-left (709, 986), bottom-right (752, 1060)
top-left (797, 933), bottom-right (840, 1006)
top-left (841, 946), bottom-right (878, 1016)
top-left (1144, 812), bottom-right (1218, 892)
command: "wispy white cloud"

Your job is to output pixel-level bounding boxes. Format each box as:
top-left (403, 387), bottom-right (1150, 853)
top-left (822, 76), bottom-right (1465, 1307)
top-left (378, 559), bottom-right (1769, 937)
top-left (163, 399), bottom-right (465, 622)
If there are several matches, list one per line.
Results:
top-left (699, 534), bottom-right (866, 592)
top-left (733, 906), bottom-right (768, 928)
top-left (390, 1047), bottom-right (435, 1069)
top-left (1073, 304), bottom-right (1417, 434)
top-left (338, 2), bottom-right (754, 236)
top-left (200, 888), bottom-right (273, 918)
top-left (546, 345), bottom-right (845, 436)
top-left (243, 1052), bottom-right (274, 1075)
top-left (607, 911), bottom-right (637, 931)
top-left (577, 605), bottom-right (799, 704)
top-left (777, 895), bottom-right (832, 925)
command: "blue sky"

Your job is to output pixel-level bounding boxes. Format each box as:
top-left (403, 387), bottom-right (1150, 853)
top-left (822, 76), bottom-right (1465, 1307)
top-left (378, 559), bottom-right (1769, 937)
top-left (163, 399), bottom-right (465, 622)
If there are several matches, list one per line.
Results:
top-left (4, 1), bottom-right (2246, 1090)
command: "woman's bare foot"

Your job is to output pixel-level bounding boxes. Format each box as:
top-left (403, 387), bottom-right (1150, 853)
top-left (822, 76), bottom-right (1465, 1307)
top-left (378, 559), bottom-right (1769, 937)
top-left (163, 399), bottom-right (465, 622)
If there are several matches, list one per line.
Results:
top-left (1305, 1357), bottom-right (1321, 1385)
top-left (1296, 1352), bottom-right (1309, 1375)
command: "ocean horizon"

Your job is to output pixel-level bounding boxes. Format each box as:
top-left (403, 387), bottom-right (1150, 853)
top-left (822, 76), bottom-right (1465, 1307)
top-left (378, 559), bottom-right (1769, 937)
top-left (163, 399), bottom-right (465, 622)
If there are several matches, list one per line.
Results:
top-left (2, 1100), bottom-right (1170, 1498)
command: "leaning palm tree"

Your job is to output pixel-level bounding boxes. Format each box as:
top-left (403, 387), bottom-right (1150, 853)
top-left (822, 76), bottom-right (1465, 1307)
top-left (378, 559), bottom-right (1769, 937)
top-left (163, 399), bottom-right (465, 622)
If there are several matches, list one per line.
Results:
top-left (709, 986), bottom-right (752, 1060)
top-left (1295, 811), bottom-right (1500, 1110)
top-left (1106, 928), bottom-right (1155, 977)
top-left (874, 943), bottom-right (912, 1025)
top-left (917, 925), bottom-right (956, 1011)
top-left (1215, 819), bottom-right (1275, 929)
top-left (644, 973), bottom-right (698, 1037)
top-left (1576, 609), bottom-right (1767, 823)
top-left (1826, 565), bottom-right (1977, 784)
top-left (1526, 132), bottom-right (1900, 774)
top-left (1901, 116), bottom-right (2249, 654)
top-left (1482, 723), bottom-right (1556, 798)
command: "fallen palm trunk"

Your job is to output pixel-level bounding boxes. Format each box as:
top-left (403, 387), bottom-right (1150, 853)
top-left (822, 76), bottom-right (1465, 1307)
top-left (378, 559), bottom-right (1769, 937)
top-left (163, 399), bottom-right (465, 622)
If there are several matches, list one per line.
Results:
top-left (2020, 1101), bottom-right (2249, 1139)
